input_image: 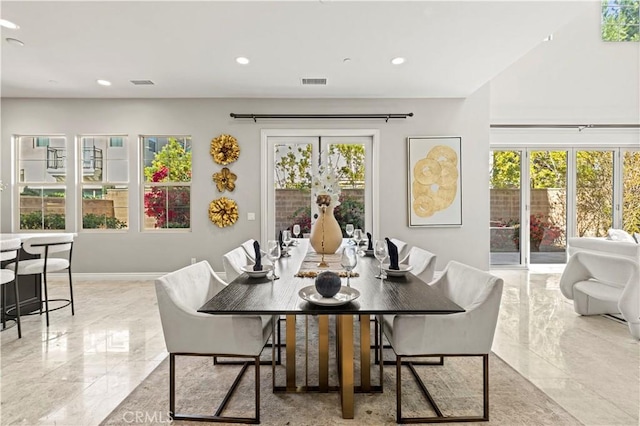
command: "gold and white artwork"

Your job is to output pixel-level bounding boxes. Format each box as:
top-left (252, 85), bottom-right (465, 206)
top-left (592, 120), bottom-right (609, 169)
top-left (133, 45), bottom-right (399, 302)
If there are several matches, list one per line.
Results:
top-left (408, 137), bottom-right (462, 227)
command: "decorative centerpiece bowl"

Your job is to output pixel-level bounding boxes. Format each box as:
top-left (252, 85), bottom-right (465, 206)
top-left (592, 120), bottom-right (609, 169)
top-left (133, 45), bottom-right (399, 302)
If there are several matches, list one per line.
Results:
top-left (315, 271), bottom-right (341, 298)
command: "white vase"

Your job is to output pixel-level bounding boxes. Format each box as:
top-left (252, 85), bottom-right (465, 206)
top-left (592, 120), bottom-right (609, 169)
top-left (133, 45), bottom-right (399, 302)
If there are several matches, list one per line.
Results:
top-left (309, 205), bottom-right (342, 254)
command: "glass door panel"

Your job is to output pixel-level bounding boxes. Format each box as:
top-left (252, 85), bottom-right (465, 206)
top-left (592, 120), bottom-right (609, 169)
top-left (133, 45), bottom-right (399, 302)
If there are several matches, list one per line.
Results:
top-left (576, 150), bottom-right (614, 237)
top-left (489, 150), bottom-right (522, 266)
top-left (623, 150), bottom-right (640, 234)
top-left (530, 151), bottom-right (567, 264)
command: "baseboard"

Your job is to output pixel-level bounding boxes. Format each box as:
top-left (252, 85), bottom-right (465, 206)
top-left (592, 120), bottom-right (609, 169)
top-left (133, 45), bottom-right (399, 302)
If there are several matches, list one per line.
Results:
top-left (47, 272), bottom-right (228, 281)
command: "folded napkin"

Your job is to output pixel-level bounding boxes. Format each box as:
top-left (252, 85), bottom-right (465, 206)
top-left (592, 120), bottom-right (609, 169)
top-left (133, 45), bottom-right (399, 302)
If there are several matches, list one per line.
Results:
top-left (385, 237), bottom-right (400, 270)
top-left (278, 230), bottom-right (284, 250)
top-left (253, 241), bottom-right (263, 271)
top-left (367, 232), bottom-right (373, 251)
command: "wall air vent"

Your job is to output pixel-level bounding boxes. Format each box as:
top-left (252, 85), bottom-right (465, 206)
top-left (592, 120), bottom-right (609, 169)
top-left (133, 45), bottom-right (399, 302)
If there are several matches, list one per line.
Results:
top-left (301, 78), bottom-right (327, 86)
top-left (130, 80), bottom-right (155, 86)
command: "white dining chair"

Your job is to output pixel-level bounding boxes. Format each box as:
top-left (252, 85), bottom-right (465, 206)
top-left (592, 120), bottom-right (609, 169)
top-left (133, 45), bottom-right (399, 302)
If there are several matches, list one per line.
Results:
top-left (401, 246), bottom-right (437, 284)
top-left (390, 238), bottom-right (409, 261)
top-left (155, 261), bottom-right (273, 423)
top-left (222, 246), bottom-right (251, 283)
top-left (1, 238), bottom-right (23, 338)
top-left (380, 261), bottom-right (504, 423)
top-left (7, 234), bottom-right (74, 327)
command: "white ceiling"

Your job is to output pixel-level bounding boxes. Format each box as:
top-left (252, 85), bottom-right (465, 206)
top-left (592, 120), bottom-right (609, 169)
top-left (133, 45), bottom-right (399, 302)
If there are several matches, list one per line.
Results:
top-left (1, 1), bottom-right (587, 99)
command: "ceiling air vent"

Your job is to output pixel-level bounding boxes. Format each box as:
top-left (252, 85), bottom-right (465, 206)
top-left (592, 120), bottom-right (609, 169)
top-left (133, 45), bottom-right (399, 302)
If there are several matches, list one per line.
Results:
top-left (301, 78), bottom-right (327, 86)
top-left (130, 80), bottom-right (155, 86)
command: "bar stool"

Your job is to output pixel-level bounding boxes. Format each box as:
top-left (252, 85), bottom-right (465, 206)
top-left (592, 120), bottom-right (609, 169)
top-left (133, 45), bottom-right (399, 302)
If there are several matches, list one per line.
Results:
top-left (7, 234), bottom-right (74, 327)
top-left (1, 238), bottom-right (22, 338)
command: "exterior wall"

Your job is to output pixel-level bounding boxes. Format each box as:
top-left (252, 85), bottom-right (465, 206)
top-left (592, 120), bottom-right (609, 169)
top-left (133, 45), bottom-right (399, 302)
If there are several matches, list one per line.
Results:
top-left (490, 188), bottom-right (563, 222)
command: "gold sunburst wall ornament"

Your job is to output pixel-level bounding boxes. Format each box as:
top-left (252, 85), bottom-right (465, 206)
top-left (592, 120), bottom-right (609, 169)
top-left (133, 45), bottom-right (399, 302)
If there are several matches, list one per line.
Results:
top-left (209, 197), bottom-right (239, 228)
top-left (212, 167), bottom-right (237, 192)
top-left (210, 134), bottom-right (240, 165)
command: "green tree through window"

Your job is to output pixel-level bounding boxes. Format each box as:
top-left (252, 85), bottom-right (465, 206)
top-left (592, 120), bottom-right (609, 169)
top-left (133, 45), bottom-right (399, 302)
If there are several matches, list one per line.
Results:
top-left (602, 0), bottom-right (640, 41)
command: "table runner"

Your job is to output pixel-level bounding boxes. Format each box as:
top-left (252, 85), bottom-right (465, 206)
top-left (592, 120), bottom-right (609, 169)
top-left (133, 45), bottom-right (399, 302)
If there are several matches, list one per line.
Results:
top-left (295, 252), bottom-right (360, 278)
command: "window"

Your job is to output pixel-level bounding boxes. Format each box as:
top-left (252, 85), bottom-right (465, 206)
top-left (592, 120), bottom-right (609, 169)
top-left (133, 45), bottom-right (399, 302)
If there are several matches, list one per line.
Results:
top-left (17, 135), bottom-right (67, 230)
top-left (79, 135), bottom-right (129, 230)
top-left (109, 137), bottom-right (124, 148)
top-left (141, 136), bottom-right (192, 230)
top-left (622, 150), bottom-right (640, 233)
top-left (602, 0), bottom-right (640, 41)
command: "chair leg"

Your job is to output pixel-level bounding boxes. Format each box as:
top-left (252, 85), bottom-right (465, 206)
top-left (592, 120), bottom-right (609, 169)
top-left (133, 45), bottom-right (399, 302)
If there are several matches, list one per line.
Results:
top-left (396, 354), bottom-right (489, 423)
top-left (68, 267), bottom-right (75, 316)
top-left (169, 353), bottom-right (176, 419)
top-left (2, 285), bottom-right (6, 330)
top-left (13, 278), bottom-right (22, 338)
top-left (42, 273), bottom-right (50, 327)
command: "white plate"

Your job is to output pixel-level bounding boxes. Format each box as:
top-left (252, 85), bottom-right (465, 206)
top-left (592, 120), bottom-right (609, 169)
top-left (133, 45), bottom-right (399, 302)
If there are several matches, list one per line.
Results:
top-left (382, 264), bottom-right (413, 277)
top-left (241, 264), bottom-right (274, 278)
top-left (298, 285), bottom-right (360, 306)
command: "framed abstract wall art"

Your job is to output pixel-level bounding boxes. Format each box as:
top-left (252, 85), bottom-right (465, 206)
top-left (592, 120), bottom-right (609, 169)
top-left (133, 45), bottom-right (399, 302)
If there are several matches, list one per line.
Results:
top-left (407, 136), bottom-right (462, 227)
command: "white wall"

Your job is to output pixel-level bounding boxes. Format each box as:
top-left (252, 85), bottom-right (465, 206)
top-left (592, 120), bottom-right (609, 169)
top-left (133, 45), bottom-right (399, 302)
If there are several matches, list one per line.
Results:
top-left (491, 1), bottom-right (639, 125)
top-left (1, 92), bottom-right (490, 273)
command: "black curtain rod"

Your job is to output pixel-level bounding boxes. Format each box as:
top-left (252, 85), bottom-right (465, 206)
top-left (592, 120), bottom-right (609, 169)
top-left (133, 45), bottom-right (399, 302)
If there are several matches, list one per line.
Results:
top-left (230, 113), bottom-right (414, 122)
top-left (491, 124), bottom-right (640, 130)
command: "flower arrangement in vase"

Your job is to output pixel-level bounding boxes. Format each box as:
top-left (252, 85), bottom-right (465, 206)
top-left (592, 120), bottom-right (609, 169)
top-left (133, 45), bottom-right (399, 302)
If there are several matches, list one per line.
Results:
top-left (309, 163), bottom-right (343, 258)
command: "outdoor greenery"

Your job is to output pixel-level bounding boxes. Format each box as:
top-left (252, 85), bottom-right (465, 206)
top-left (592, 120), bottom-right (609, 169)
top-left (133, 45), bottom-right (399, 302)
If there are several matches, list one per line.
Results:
top-left (143, 138), bottom-right (191, 228)
top-left (491, 150), bottom-right (640, 240)
top-left (82, 213), bottom-right (127, 229)
top-left (602, 0), bottom-right (639, 42)
top-left (20, 212), bottom-right (65, 230)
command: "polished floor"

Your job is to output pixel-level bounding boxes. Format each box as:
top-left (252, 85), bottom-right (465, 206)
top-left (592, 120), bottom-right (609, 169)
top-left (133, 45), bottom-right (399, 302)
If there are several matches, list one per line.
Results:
top-left (0, 270), bottom-right (638, 425)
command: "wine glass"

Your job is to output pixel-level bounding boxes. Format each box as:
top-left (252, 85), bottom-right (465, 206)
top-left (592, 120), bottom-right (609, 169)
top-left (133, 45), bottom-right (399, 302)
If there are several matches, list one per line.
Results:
top-left (267, 240), bottom-right (281, 281)
top-left (293, 224), bottom-right (301, 239)
top-left (345, 223), bottom-right (354, 245)
top-left (340, 246), bottom-right (358, 287)
top-left (353, 229), bottom-right (364, 255)
top-left (282, 230), bottom-right (292, 257)
top-left (374, 240), bottom-right (388, 279)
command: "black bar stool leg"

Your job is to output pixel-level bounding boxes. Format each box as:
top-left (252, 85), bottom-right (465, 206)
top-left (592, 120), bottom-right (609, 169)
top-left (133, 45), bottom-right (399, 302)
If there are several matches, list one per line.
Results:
top-left (68, 267), bottom-right (75, 316)
top-left (42, 273), bottom-right (50, 327)
top-left (2, 285), bottom-right (6, 330)
top-left (13, 278), bottom-right (22, 338)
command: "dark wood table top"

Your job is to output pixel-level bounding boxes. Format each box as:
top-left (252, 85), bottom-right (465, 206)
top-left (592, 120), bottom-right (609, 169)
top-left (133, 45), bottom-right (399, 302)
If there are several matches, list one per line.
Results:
top-left (199, 240), bottom-right (464, 316)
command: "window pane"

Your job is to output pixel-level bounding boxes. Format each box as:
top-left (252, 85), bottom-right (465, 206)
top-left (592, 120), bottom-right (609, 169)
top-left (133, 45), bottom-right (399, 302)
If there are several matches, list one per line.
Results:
top-left (602, 0), bottom-right (640, 42)
top-left (275, 142), bottom-right (313, 236)
top-left (19, 136), bottom-right (66, 183)
top-left (327, 143), bottom-right (365, 236)
top-left (143, 185), bottom-right (190, 229)
top-left (142, 137), bottom-right (192, 182)
top-left (109, 137), bottom-right (124, 147)
top-left (82, 186), bottom-right (129, 229)
top-left (623, 151), bottom-right (640, 233)
top-left (576, 151), bottom-right (614, 237)
top-left (490, 150), bottom-right (522, 266)
top-left (19, 186), bottom-right (66, 230)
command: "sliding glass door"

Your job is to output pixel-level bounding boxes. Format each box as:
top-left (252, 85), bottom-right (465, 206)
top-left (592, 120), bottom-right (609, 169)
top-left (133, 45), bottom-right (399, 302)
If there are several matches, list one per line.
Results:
top-left (576, 150), bottom-right (614, 237)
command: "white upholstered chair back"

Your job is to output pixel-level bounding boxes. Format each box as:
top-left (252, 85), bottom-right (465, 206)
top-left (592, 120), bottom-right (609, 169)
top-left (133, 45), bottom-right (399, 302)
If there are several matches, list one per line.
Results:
top-left (223, 247), bottom-right (250, 283)
top-left (390, 261), bottom-right (503, 355)
top-left (0, 238), bottom-right (21, 263)
top-left (22, 234), bottom-right (73, 256)
top-left (390, 238), bottom-right (408, 260)
top-left (401, 246), bottom-right (436, 283)
top-left (155, 260), bottom-right (270, 355)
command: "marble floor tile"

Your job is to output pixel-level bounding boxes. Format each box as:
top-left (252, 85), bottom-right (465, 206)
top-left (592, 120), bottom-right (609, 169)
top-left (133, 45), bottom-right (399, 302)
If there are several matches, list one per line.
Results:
top-left (0, 273), bottom-right (638, 426)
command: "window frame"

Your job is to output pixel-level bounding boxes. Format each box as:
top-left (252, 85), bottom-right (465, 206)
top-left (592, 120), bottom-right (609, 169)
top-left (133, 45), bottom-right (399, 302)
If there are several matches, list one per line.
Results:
top-left (14, 134), bottom-right (68, 232)
top-left (139, 135), bottom-right (192, 232)
top-left (77, 134), bottom-right (130, 233)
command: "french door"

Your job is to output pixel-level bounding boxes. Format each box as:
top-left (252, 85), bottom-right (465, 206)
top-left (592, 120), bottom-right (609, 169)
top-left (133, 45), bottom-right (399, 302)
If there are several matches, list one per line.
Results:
top-left (261, 129), bottom-right (378, 245)
top-left (490, 147), bottom-right (638, 267)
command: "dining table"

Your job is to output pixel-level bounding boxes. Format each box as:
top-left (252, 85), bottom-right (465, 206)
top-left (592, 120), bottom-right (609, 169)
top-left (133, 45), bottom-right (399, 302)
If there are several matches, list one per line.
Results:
top-left (198, 239), bottom-right (464, 419)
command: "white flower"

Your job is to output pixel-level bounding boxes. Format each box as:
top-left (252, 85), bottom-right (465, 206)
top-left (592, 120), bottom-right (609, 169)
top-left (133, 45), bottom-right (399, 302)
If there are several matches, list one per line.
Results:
top-left (312, 164), bottom-right (341, 207)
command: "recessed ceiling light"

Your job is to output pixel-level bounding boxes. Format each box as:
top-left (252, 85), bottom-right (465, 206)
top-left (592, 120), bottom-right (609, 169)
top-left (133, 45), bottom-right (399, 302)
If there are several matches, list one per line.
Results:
top-left (0, 19), bottom-right (20, 30)
top-left (235, 57), bottom-right (250, 65)
top-left (343, 57), bottom-right (352, 63)
top-left (97, 79), bottom-right (112, 86)
top-left (5, 37), bottom-right (24, 47)
top-left (391, 57), bottom-right (406, 65)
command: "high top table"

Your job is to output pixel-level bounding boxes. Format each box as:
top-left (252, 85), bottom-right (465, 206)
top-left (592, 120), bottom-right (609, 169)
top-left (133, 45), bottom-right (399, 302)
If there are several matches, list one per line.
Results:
top-left (199, 240), bottom-right (464, 419)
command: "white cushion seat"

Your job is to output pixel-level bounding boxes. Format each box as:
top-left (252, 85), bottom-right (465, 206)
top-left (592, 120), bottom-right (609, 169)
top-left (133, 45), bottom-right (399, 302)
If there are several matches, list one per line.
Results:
top-left (574, 280), bottom-right (622, 303)
top-left (0, 237), bottom-right (23, 338)
top-left (0, 269), bottom-right (16, 285)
